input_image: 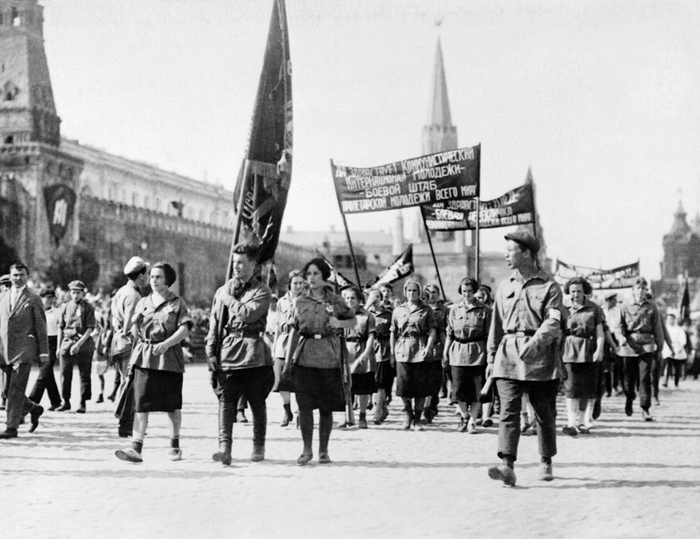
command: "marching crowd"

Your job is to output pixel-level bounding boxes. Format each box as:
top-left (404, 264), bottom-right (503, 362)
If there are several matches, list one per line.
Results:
top-left (0, 231), bottom-right (697, 486)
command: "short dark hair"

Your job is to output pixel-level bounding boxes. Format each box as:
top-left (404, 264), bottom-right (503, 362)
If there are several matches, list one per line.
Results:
top-left (564, 277), bottom-right (592, 296)
top-left (379, 283), bottom-right (393, 292)
top-left (303, 258), bottom-right (331, 281)
top-left (151, 262), bottom-right (177, 287)
top-left (458, 277), bottom-right (479, 295)
top-left (126, 266), bottom-right (148, 281)
top-left (9, 262), bottom-right (28, 274)
top-left (232, 242), bottom-right (260, 263)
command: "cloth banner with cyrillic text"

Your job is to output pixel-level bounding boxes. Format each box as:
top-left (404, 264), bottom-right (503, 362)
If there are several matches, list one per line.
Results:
top-left (554, 260), bottom-right (640, 290)
top-left (331, 145), bottom-right (480, 214)
top-left (421, 183), bottom-right (534, 231)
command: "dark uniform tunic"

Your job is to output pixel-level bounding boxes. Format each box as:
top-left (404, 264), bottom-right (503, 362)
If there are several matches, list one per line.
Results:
top-left (391, 300), bottom-right (436, 398)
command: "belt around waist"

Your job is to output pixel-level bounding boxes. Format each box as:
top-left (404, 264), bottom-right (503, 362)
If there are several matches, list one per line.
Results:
top-left (141, 339), bottom-right (165, 344)
top-left (453, 336), bottom-right (485, 344)
top-left (504, 330), bottom-right (536, 338)
top-left (228, 330), bottom-right (263, 339)
top-left (344, 337), bottom-right (366, 343)
top-left (402, 332), bottom-right (426, 339)
top-left (300, 333), bottom-right (331, 340)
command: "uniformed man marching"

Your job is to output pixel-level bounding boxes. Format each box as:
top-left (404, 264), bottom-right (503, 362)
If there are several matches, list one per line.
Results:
top-left (486, 232), bottom-right (566, 486)
top-left (206, 242), bottom-right (274, 466)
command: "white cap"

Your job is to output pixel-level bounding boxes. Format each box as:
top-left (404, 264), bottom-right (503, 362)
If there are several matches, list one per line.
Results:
top-left (123, 256), bottom-right (148, 275)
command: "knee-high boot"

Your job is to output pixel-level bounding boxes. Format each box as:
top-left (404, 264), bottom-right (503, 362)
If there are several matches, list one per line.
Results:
top-left (213, 399), bottom-right (235, 465)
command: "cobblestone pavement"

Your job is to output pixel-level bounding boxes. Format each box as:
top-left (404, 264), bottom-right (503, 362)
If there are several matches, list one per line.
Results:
top-left (0, 364), bottom-right (698, 539)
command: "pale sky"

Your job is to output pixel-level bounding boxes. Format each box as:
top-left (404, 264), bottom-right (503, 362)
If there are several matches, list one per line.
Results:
top-left (42, 0), bottom-right (700, 280)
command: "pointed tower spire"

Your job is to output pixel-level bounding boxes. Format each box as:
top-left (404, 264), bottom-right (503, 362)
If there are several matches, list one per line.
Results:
top-left (422, 37), bottom-right (458, 155)
top-left (517, 167), bottom-right (547, 257)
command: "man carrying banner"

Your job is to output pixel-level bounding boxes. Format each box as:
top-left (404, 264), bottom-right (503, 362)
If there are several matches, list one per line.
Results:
top-left (616, 278), bottom-right (664, 421)
top-left (207, 243), bottom-right (274, 465)
top-left (487, 232), bottom-right (566, 486)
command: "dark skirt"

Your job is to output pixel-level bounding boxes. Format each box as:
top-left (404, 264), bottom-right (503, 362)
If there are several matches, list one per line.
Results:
top-left (426, 361), bottom-right (444, 395)
top-left (375, 361), bottom-right (395, 392)
top-left (133, 367), bottom-right (183, 413)
top-left (396, 362), bottom-right (431, 399)
top-left (450, 365), bottom-right (483, 403)
top-left (351, 372), bottom-right (377, 396)
top-left (272, 358), bottom-right (295, 393)
top-left (292, 365), bottom-right (346, 413)
top-left (564, 362), bottom-right (598, 399)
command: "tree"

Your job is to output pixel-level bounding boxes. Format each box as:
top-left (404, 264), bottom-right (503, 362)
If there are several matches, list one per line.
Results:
top-left (43, 242), bottom-right (100, 289)
top-left (0, 236), bottom-right (18, 275)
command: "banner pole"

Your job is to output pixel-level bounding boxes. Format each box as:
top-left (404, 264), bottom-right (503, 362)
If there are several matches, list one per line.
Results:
top-left (330, 160), bottom-right (363, 288)
top-left (475, 197), bottom-right (481, 282)
top-left (420, 210), bottom-right (447, 302)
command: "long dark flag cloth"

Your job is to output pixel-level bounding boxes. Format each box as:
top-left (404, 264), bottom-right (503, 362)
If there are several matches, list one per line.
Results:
top-left (364, 244), bottom-right (413, 290)
top-left (679, 278), bottom-right (691, 323)
top-left (232, 0), bottom-right (293, 265)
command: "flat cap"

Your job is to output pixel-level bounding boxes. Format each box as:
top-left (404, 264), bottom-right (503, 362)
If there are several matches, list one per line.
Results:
top-left (39, 288), bottom-right (56, 298)
top-left (504, 231), bottom-right (540, 254)
top-left (0, 274), bottom-right (10, 285)
top-left (605, 291), bottom-right (618, 300)
top-left (124, 256), bottom-right (148, 275)
top-left (68, 280), bottom-right (86, 291)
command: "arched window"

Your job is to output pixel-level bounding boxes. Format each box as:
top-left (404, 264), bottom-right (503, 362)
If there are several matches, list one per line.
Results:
top-left (11, 8), bottom-right (20, 27)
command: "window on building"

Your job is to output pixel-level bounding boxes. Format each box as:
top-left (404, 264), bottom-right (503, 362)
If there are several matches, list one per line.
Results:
top-left (3, 135), bottom-right (14, 145)
top-left (11, 8), bottom-right (20, 26)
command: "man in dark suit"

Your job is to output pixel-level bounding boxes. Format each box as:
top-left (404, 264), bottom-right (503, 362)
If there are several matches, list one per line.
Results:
top-left (0, 263), bottom-right (48, 438)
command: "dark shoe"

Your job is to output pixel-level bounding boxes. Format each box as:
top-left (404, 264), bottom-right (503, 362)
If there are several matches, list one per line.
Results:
top-left (76, 404), bottom-right (86, 414)
top-left (488, 464), bottom-right (516, 487)
top-left (381, 404), bottom-right (389, 422)
top-left (577, 424), bottom-right (590, 435)
top-left (237, 410), bottom-right (248, 423)
top-left (251, 445), bottom-right (265, 462)
top-left (280, 404), bottom-right (293, 427)
top-left (457, 417), bottom-right (468, 433)
top-left (402, 416), bottom-right (413, 431)
top-left (56, 402), bottom-right (71, 412)
top-left (318, 453), bottom-right (331, 464)
top-left (107, 394), bottom-right (117, 402)
top-left (562, 426), bottom-right (578, 437)
top-left (28, 405), bottom-right (44, 433)
top-left (297, 452), bottom-right (313, 466)
top-left (118, 429), bottom-right (132, 438)
top-left (96, 394), bottom-right (104, 404)
top-left (654, 397), bottom-right (661, 407)
top-left (0, 428), bottom-right (18, 439)
top-left (539, 462), bottom-right (554, 481)
top-left (413, 417), bottom-right (425, 432)
top-left (482, 418), bottom-right (494, 428)
top-left (625, 399), bottom-right (633, 416)
top-left (423, 408), bottom-right (433, 424)
top-left (212, 445), bottom-right (232, 466)
top-left (115, 448), bottom-right (143, 463)
top-left (358, 417), bottom-right (368, 429)
top-left (642, 409), bottom-right (653, 422)
top-left (593, 400), bottom-right (601, 420)
top-left (168, 448), bottom-right (183, 461)
top-left (48, 403), bottom-right (61, 411)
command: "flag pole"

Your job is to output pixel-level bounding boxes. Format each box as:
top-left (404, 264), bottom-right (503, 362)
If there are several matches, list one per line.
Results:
top-left (475, 196), bottom-right (481, 281)
top-left (420, 210), bottom-right (447, 302)
top-left (330, 159), bottom-right (363, 288)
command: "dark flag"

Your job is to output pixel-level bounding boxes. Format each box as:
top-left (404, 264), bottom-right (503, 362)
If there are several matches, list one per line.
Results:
top-left (364, 244), bottom-right (414, 290)
top-left (315, 251), bottom-right (354, 288)
top-left (267, 264), bottom-right (278, 293)
top-left (679, 277), bottom-right (691, 324)
top-left (232, 0), bottom-right (293, 265)
top-left (44, 184), bottom-right (77, 243)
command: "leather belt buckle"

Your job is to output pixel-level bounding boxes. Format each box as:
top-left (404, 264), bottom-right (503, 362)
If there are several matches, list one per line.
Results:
top-left (314, 334), bottom-right (322, 340)
top-left (515, 331), bottom-right (526, 338)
